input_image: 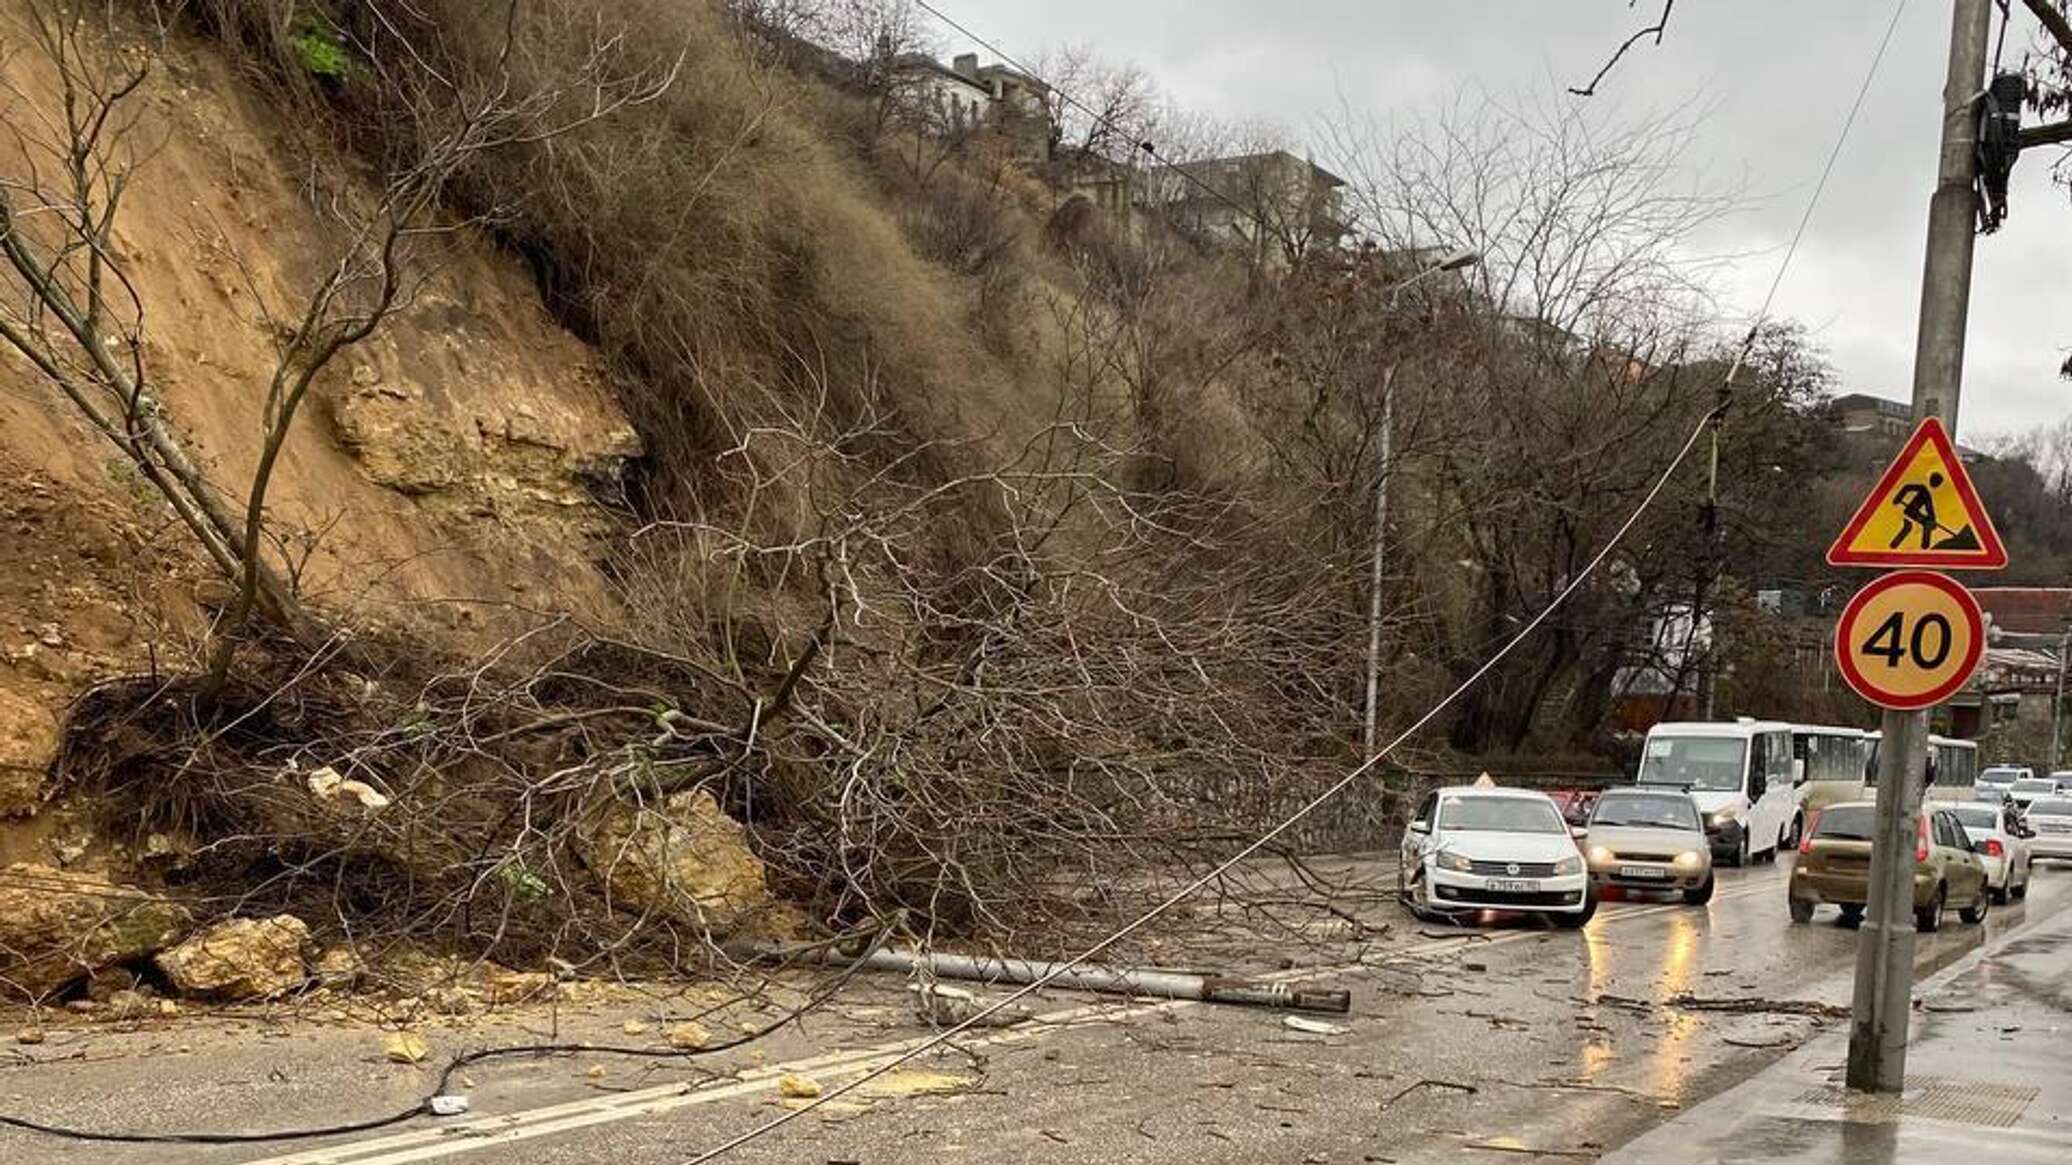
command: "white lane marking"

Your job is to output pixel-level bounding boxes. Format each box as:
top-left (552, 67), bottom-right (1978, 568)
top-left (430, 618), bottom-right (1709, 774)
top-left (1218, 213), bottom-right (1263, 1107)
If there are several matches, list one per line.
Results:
top-left (241, 874), bottom-right (1787, 1165)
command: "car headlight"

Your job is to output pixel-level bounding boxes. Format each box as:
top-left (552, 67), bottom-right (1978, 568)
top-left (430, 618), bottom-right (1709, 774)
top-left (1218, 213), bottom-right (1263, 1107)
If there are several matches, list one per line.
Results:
top-left (1586, 846), bottom-right (1616, 866)
top-left (1673, 850), bottom-right (1704, 868)
top-left (1711, 808), bottom-right (1739, 827)
top-left (1553, 855), bottom-right (1584, 876)
top-left (1435, 851), bottom-right (1474, 873)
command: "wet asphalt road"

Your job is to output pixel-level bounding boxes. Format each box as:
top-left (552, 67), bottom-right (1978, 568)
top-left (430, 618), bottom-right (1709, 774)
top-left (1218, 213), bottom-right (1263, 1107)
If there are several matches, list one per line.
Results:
top-left (5, 856), bottom-right (2069, 1165)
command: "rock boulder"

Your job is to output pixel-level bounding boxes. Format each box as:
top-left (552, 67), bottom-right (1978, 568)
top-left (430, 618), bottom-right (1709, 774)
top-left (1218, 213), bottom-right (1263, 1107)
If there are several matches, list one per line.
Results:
top-left (579, 789), bottom-right (771, 935)
top-left (155, 914), bottom-right (312, 1000)
top-left (0, 863), bottom-right (191, 999)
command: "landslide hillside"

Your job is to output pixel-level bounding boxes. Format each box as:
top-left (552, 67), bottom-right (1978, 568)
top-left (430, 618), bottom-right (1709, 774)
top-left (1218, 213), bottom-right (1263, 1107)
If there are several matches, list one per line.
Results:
top-left (0, 0), bottom-right (1372, 999)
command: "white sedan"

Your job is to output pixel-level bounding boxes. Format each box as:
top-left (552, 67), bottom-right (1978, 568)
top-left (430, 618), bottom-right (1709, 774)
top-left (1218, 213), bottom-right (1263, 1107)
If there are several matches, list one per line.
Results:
top-left (2028, 797), bottom-right (2072, 863)
top-left (1932, 799), bottom-right (2031, 903)
top-left (1398, 785), bottom-right (1594, 927)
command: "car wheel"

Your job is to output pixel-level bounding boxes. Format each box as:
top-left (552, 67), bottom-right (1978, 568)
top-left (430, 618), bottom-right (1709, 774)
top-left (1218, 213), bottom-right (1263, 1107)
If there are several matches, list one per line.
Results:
top-left (1989, 878), bottom-right (2009, 905)
top-left (1915, 885), bottom-right (1946, 933)
top-left (1960, 887), bottom-right (1989, 925)
top-left (1788, 896), bottom-right (1815, 924)
top-left (1683, 874), bottom-right (1716, 905)
top-left (1552, 892), bottom-right (1597, 929)
top-left (2014, 870), bottom-right (2030, 900)
top-left (1731, 835), bottom-right (1749, 868)
top-left (1784, 814), bottom-right (1804, 850)
top-left (1838, 904), bottom-right (1865, 928)
top-left (1400, 865), bottom-right (1428, 920)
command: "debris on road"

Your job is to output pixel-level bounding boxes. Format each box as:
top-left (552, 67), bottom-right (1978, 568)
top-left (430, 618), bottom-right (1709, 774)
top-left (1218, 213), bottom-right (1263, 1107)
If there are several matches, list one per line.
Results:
top-left (856, 1069), bottom-right (974, 1099)
top-left (778, 1073), bottom-right (822, 1099)
top-left (664, 1021), bottom-right (713, 1049)
top-left (428, 1095), bottom-right (470, 1116)
top-left (1470, 1136), bottom-right (1597, 1158)
top-left (1597, 993), bottom-right (1848, 1020)
top-left (911, 981), bottom-right (1033, 1028)
top-left (1283, 1016), bottom-right (1350, 1036)
top-left (762, 944), bottom-right (1352, 1014)
top-left (1380, 1078), bottom-right (1478, 1109)
top-left (382, 1031), bottom-right (429, 1064)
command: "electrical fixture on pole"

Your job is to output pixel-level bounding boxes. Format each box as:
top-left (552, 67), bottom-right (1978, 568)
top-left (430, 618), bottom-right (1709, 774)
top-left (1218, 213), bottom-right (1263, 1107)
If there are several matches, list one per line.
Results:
top-left (1363, 247), bottom-right (1481, 757)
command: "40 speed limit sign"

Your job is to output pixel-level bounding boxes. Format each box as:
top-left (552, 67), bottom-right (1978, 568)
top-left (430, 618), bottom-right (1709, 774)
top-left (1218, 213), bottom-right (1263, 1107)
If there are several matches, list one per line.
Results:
top-left (1832, 570), bottom-right (1985, 711)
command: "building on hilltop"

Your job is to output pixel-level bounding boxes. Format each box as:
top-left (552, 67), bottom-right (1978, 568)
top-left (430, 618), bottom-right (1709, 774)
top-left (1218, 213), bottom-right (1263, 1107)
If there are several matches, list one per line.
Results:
top-left (1137, 150), bottom-right (1349, 268)
top-left (888, 51), bottom-right (1052, 164)
top-left (1830, 392), bottom-right (1914, 440)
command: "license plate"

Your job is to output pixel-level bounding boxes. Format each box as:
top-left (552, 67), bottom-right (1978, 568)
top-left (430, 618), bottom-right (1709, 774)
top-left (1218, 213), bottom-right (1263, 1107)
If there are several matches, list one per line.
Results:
top-left (1487, 879), bottom-right (1540, 893)
top-left (1619, 865), bottom-right (1668, 879)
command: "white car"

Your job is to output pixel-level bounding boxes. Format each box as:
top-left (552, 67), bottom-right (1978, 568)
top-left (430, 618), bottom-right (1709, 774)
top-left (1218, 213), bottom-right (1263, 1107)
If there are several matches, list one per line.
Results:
top-left (1398, 785), bottom-right (1594, 927)
top-left (1932, 800), bottom-right (2031, 903)
top-left (2008, 777), bottom-right (2060, 810)
top-left (2051, 771), bottom-right (2072, 795)
top-left (1977, 766), bottom-right (2030, 799)
top-left (2027, 797), bottom-right (2072, 863)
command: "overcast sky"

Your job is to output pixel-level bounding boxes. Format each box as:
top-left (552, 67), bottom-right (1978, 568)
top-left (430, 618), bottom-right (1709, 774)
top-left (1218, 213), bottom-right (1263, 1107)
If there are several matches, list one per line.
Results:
top-left (936, 0), bottom-right (2072, 440)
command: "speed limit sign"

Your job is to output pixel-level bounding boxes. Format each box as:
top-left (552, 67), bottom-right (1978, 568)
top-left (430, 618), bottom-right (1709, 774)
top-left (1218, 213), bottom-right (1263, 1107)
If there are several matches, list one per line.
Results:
top-left (1832, 570), bottom-right (1984, 711)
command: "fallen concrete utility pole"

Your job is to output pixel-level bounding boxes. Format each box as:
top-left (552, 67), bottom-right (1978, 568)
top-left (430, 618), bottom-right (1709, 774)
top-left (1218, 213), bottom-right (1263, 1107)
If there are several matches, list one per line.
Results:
top-left (751, 944), bottom-right (1353, 1014)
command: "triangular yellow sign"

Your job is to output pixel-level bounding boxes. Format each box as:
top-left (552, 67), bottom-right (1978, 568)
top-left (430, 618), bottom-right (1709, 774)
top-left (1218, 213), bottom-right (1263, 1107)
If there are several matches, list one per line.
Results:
top-left (1826, 416), bottom-right (2006, 569)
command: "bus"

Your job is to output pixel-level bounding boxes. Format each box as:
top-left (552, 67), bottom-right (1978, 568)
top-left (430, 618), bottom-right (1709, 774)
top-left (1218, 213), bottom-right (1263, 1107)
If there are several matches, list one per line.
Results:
top-left (1637, 719), bottom-right (1798, 866)
top-left (1788, 725), bottom-right (1872, 844)
top-left (1863, 732), bottom-right (1978, 793)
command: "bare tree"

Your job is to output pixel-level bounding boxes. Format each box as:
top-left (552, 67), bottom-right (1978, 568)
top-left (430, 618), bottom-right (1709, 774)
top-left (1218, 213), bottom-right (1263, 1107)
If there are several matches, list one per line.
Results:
top-left (1033, 43), bottom-right (1160, 163)
top-left (1318, 89), bottom-right (1753, 750)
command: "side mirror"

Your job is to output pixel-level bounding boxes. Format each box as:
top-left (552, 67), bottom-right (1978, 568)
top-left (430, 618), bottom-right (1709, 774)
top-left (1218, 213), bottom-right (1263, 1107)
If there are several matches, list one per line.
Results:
top-left (1408, 821), bottom-right (1430, 836)
top-left (1570, 825), bottom-right (1588, 840)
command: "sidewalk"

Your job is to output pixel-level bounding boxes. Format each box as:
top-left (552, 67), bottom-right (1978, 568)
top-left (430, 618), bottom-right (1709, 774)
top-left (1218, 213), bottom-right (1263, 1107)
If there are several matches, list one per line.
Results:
top-left (1601, 904), bottom-right (2072, 1164)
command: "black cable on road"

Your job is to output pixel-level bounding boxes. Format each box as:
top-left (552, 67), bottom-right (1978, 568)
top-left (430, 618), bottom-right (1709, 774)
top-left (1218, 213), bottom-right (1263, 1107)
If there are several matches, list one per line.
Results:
top-left (0, 925), bottom-right (889, 1146)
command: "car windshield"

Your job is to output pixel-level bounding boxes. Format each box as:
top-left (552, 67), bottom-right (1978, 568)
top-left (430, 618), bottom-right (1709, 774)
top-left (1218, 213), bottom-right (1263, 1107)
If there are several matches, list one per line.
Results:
top-left (1979, 768), bottom-right (2023, 785)
top-left (1590, 793), bottom-right (1700, 831)
top-left (2029, 799), bottom-right (2072, 817)
top-left (1813, 805), bottom-right (1877, 841)
top-left (1636, 736), bottom-right (1746, 792)
top-left (1944, 805), bottom-right (1999, 830)
top-left (2012, 779), bottom-right (2058, 795)
top-left (1439, 795), bottom-right (1565, 834)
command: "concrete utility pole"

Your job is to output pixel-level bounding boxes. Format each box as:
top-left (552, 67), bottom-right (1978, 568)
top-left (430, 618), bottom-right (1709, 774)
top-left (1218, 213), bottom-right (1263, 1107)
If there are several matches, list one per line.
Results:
top-left (1362, 248), bottom-right (1479, 757)
top-left (2053, 630), bottom-right (2068, 771)
top-left (1847, 0), bottom-right (1991, 1095)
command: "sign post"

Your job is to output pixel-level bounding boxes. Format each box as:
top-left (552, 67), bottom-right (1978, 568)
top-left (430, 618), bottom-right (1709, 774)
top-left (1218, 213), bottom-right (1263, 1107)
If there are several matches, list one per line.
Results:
top-left (1828, 414), bottom-right (2003, 1095)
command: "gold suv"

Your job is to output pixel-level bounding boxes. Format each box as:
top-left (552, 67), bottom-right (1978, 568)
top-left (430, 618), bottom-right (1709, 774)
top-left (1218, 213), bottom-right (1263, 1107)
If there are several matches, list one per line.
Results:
top-left (1787, 801), bottom-right (1989, 932)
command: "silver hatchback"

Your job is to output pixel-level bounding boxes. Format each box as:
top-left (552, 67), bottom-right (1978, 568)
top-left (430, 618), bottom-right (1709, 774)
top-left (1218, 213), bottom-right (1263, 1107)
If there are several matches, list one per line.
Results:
top-left (1582, 788), bottom-right (1715, 904)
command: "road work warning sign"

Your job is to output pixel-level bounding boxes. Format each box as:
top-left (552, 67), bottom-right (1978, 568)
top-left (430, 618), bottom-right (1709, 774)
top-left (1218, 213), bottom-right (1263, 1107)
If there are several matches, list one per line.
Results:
top-left (1826, 416), bottom-right (2007, 569)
